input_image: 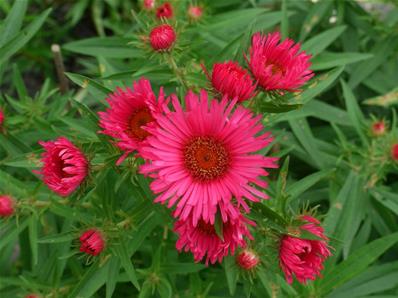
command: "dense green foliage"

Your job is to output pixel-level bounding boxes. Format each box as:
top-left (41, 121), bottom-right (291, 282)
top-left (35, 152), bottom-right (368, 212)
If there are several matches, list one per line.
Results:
top-left (0, 0), bottom-right (398, 297)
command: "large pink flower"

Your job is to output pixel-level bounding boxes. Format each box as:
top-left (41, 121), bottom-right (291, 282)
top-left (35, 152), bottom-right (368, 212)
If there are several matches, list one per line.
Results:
top-left (140, 90), bottom-right (278, 225)
top-left (98, 78), bottom-right (168, 164)
top-left (174, 212), bottom-right (254, 265)
top-left (37, 137), bottom-right (88, 197)
top-left (248, 32), bottom-right (313, 92)
top-left (279, 215), bottom-right (331, 284)
top-left (204, 61), bottom-right (257, 102)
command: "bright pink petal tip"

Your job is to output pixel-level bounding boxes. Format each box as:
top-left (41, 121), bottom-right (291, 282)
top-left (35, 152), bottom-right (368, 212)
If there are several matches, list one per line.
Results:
top-left (279, 215), bottom-right (332, 284)
top-left (174, 212), bottom-right (254, 265)
top-left (248, 31), bottom-right (314, 92)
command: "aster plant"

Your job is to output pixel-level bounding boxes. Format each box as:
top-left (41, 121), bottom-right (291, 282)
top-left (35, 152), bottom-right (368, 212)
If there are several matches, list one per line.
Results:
top-left (1, 1), bottom-right (398, 298)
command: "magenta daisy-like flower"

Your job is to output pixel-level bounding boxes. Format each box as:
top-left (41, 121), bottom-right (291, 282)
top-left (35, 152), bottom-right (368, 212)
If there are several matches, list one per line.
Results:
top-left (37, 137), bottom-right (88, 197)
top-left (279, 215), bottom-right (331, 284)
top-left (140, 90), bottom-right (278, 225)
top-left (248, 32), bottom-right (313, 92)
top-left (174, 212), bottom-right (254, 265)
top-left (98, 78), bottom-right (168, 164)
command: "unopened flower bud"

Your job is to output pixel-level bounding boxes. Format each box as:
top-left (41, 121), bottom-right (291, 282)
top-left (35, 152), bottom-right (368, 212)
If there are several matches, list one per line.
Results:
top-left (149, 24), bottom-right (176, 52)
top-left (0, 195), bottom-right (14, 217)
top-left (79, 229), bottom-right (105, 256)
top-left (236, 249), bottom-right (260, 270)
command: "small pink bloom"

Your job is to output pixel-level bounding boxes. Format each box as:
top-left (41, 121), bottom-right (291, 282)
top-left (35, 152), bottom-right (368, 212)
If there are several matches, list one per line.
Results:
top-left (188, 5), bottom-right (203, 20)
top-left (205, 61), bottom-right (257, 102)
top-left (25, 294), bottom-right (41, 298)
top-left (279, 215), bottom-right (331, 284)
top-left (99, 78), bottom-right (168, 164)
top-left (0, 108), bottom-right (4, 130)
top-left (79, 229), bottom-right (105, 256)
top-left (149, 24), bottom-right (176, 51)
top-left (139, 90), bottom-right (278, 225)
top-left (37, 137), bottom-right (88, 197)
top-left (236, 249), bottom-right (260, 270)
top-left (174, 212), bottom-right (254, 265)
top-left (372, 121), bottom-right (386, 136)
top-left (0, 195), bottom-right (14, 217)
top-left (248, 32), bottom-right (313, 92)
top-left (143, 0), bottom-right (155, 10)
top-left (156, 2), bottom-right (173, 19)
top-left (391, 143), bottom-right (398, 161)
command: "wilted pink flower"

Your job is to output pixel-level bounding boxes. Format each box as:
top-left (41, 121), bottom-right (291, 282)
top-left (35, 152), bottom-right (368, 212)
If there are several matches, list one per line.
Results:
top-left (0, 195), bottom-right (14, 217)
top-left (279, 215), bottom-right (331, 284)
top-left (79, 229), bottom-right (105, 256)
top-left (236, 249), bottom-right (260, 270)
top-left (37, 137), bottom-right (88, 197)
top-left (156, 2), bottom-right (173, 19)
top-left (140, 90), bottom-right (278, 225)
top-left (143, 0), bottom-right (155, 10)
top-left (149, 24), bottom-right (176, 51)
top-left (391, 143), bottom-right (398, 161)
top-left (204, 61), bottom-right (257, 102)
top-left (174, 212), bottom-right (254, 265)
top-left (372, 121), bottom-right (386, 136)
top-left (99, 78), bottom-right (168, 164)
top-left (188, 5), bottom-right (203, 20)
top-left (248, 32), bottom-right (313, 92)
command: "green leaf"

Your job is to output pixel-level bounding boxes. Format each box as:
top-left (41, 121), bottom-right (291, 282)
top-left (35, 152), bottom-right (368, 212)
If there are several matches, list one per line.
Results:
top-left (63, 37), bottom-right (143, 58)
top-left (214, 213), bottom-right (224, 241)
top-left (106, 256), bottom-right (121, 298)
top-left (65, 72), bottom-right (111, 103)
top-left (299, 0), bottom-right (333, 41)
top-left (311, 52), bottom-right (373, 71)
top-left (114, 243), bottom-right (140, 290)
top-left (0, 8), bottom-right (51, 66)
top-left (301, 25), bottom-right (346, 56)
top-left (318, 232), bottom-right (398, 296)
top-left (0, 0), bottom-right (28, 47)
top-left (38, 232), bottom-right (76, 244)
top-left (288, 66), bottom-right (345, 104)
top-left (0, 218), bottom-right (29, 250)
top-left (341, 79), bottom-right (368, 146)
top-left (28, 216), bottom-right (39, 266)
top-left (160, 263), bottom-right (206, 274)
top-left (224, 256), bottom-right (238, 296)
top-left (371, 188), bottom-right (398, 216)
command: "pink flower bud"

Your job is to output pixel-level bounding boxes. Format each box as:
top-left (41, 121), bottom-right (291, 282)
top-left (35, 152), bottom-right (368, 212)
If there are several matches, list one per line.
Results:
top-left (156, 2), bottom-right (173, 19)
top-left (143, 0), bottom-right (155, 10)
top-left (391, 143), bottom-right (398, 162)
top-left (79, 229), bottom-right (105, 256)
top-left (371, 121), bottom-right (386, 136)
top-left (188, 5), bottom-right (203, 20)
top-left (149, 24), bottom-right (176, 52)
top-left (205, 61), bottom-right (257, 102)
top-left (236, 249), bottom-right (260, 270)
top-left (0, 108), bottom-right (4, 129)
top-left (0, 195), bottom-right (14, 217)
top-left (36, 137), bottom-right (88, 197)
top-left (279, 215), bottom-right (331, 284)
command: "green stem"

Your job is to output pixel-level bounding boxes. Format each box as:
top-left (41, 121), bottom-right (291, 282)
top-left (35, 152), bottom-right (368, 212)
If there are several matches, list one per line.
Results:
top-left (165, 53), bottom-right (189, 91)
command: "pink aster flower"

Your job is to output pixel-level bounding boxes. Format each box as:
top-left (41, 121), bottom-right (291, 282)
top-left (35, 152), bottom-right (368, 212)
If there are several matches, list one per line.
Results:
top-left (174, 212), bottom-right (254, 265)
top-left (188, 5), bottom-right (203, 20)
top-left (140, 90), bottom-right (278, 225)
top-left (143, 0), bottom-right (155, 10)
top-left (98, 78), bottom-right (168, 164)
top-left (248, 32), bottom-right (313, 92)
top-left (37, 137), bottom-right (88, 197)
top-left (236, 249), bottom-right (260, 270)
top-left (79, 229), bottom-right (105, 256)
top-left (149, 24), bottom-right (176, 52)
top-left (203, 61), bottom-right (257, 102)
top-left (156, 2), bottom-right (173, 19)
top-left (0, 195), bottom-right (14, 217)
top-left (391, 143), bottom-right (398, 162)
top-left (279, 215), bottom-right (331, 284)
